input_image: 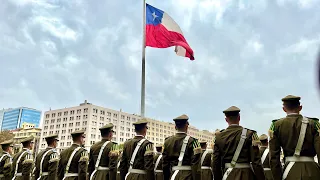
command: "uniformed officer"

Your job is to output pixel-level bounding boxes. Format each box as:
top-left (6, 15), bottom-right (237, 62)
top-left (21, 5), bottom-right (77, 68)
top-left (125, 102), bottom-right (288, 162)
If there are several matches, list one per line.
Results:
top-left (259, 134), bottom-right (273, 180)
top-left (269, 95), bottom-right (320, 180)
top-left (199, 141), bottom-right (213, 180)
top-left (0, 140), bottom-right (14, 180)
top-left (88, 123), bottom-right (119, 180)
top-left (119, 118), bottom-right (154, 180)
top-left (12, 136), bottom-right (35, 180)
top-left (34, 134), bottom-right (59, 180)
top-left (154, 145), bottom-right (163, 180)
top-left (162, 114), bottom-right (201, 180)
top-left (212, 106), bottom-right (265, 180)
top-left (58, 130), bottom-right (89, 180)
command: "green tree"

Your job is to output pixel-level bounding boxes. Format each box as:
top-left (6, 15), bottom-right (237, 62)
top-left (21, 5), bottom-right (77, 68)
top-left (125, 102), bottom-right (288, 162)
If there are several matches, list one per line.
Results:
top-left (0, 130), bottom-right (14, 143)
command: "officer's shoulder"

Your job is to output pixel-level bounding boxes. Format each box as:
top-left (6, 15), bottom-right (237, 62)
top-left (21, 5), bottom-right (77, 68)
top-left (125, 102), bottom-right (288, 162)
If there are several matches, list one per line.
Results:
top-left (124, 138), bottom-right (132, 145)
top-left (307, 117), bottom-right (319, 121)
top-left (164, 135), bottom-right (173, 141)
top-left (244, 128), bottom-right (256, 135)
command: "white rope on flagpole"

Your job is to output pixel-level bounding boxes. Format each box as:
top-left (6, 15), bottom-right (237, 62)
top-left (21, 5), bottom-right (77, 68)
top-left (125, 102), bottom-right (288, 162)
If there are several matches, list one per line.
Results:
top-left (140, 0), bottom-right (146, 118)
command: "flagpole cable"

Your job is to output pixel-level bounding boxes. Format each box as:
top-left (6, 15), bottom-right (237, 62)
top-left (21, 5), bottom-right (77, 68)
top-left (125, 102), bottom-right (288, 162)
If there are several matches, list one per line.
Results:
top-left (140, 0), bottom-right (146, 118)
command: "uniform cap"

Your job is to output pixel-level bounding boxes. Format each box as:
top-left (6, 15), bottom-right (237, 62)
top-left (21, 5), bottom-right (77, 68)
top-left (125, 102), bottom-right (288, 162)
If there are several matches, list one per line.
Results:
top-left (0, 139), bottom-right (13, 146)
top-left (259, 134), bottom-right (268, 141)
top-left (45, 134), bottom-right (59, 141)
top-left (133, 118), bottom-right (148, 126)
top-left (223, 106), bottom-right (240, 113)
top-left (281, 95), bottom-right (301, 101)
top-left (20, 136), bottom-right (34, 143)
top-left (173, 114), bottom-right (189, 121)
top-left (99, 123), bottom-right (114, 131)
top-left (71, 129), bottom-right (86, 136)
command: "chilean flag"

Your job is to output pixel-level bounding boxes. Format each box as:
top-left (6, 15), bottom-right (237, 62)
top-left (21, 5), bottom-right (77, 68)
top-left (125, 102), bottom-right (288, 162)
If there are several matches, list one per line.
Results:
top-left (146, 4), bottom-right (195, 60)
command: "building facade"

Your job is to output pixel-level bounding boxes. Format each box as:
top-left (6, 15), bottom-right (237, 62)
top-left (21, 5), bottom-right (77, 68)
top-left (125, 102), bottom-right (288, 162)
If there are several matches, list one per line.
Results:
top-left (39, 100), bottom-right (215, 151)
top-left (0, 109), bottom-right (9, 130)
top-left (1, 107), bottom-right (41, 130)
top-left (11, 122), bottom-right (41, 156)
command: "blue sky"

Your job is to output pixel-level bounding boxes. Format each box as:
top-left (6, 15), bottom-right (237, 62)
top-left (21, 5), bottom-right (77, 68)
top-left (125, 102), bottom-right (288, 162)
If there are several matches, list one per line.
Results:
top-left (1, 0), bottom-right (320, 135)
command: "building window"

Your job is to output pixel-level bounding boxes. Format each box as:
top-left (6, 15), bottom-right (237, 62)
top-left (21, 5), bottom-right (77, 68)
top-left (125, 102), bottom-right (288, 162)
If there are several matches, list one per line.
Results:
top-left (68, 129), bottom-right (72, 133)
top-left (107, 112), bottom-right (111, 116)
top-left (63, 118), bottom-right (67, 122)
top-left (120, 126), bottom-right (124, 130)
top-left (58, 112), bottom-right (62, 116)
top-left (132, 118), bottom-right (136, 122)
top-left (56, 124), bottom-right (60, 128)
top-left (126, 128), bottom-right (130, 131)
top-left (69, 123), bottom-right (73, 127)
top-left (52, 113), bottom-right (56, 117)
top-left (76, 122), bottom-right (80, 126)
top-left (100, 110), bottom-right (105, 115)
top-left (62, 130), bottom-right (66, 134)
top-left (60, 142), bottom-right (64, 146)
top-left (100, 117), bottom-right (104, 121)
top-left (57, 118), bottom-right (61, 123)
top-left (84, 108), bottom-right (88, 113)
top-left (127, 117), bottom-right (130, 121)
top-left (61, 136), bottom-right (65, 140)
top-left (83, 115), bottom-right (88, 119)
top-left (46, 114), bottom-right (50, 118)
top-left (62, 124), bottom-right (66, 128)
top-left (121, 115), bottom-right (125, 119)
top-left (51, 119), bottom-right (55, 123)
top-left (45, 120), bottom-right (49, 124)
top-left (44, 126), bottom-right (48, 130)
top-left (77, 109), bottom-right (81, 114)
top-left (55, 130), bottom-right (59, 134)
top-left (121, 121), bottom-right (124, 125)
top-left (113, 114), bottom-right (117, 118)
top-left (70, 117), bottom-right (74, 121)
top-left (50, 125), bottom-right (54, 129)
top-left (120, 132), bottom-right (124, 136)
top-left (93, 115), bottom-right (97, 120)
top-left (83, 121), bottom-right (87, 126)
top-left (70, 110), bottom-right (75, 115)
top-left (63, 111), bottom-right (68, 116)
top-left (67, 142), bottom-right (71, 146)
top-left (113, 120), bottom-right (117, 124)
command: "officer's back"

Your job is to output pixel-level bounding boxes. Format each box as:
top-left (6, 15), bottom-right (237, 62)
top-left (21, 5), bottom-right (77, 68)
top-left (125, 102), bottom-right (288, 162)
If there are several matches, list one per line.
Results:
top-left (162, 114), bottom-right (201, 180)
top-left (58, 130), bottom-right (88, 180)
top-left (269, 95), bottom-right (320, 180)
top-left (212, 106), bottom-right (265, 180)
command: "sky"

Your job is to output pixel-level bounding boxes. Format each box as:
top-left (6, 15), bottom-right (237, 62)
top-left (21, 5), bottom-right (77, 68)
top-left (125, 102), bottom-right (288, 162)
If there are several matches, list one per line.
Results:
top-left (1, 0), bottom-right (320, 135)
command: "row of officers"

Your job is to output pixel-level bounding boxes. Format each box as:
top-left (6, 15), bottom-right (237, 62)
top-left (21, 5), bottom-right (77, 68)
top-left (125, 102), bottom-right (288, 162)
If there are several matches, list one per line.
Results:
top-left (1, 94), bottom-right (320, 180)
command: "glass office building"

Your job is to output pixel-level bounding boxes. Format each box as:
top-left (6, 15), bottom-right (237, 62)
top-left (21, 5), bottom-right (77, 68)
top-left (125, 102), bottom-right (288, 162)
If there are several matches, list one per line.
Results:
top-left (1, 107), bottom-right (41, 130)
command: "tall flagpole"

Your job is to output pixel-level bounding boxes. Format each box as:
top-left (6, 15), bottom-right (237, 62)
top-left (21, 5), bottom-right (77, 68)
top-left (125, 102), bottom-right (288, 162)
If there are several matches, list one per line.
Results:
top-left (140, 0), bottom-right (146, 118)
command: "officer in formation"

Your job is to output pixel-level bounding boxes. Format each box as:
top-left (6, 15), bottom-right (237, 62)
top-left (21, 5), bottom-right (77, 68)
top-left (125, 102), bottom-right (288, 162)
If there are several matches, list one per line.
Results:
top-left (0, 140), bottom-right (14, 180)
top-left (269, 95), bottom-right (320, 180)
top-left (34, 134), bottom-right (60, 180)
top-left (12, 136), bottom-right (35, 180)
top-left (162, 114), bottom-right (202, 180)
top-left (88, 123), bottom-right (119, 180)
top-left (212, 106), bottom-right (265, 180)
top-left (58, 130), bottom-right (89, 180)
top-left (119, 119), bottom-right (155, 180)
top-left (259, 134), bottom-right (273, 180)
top-left (153, 145), bottom-right (163, 180)
top-left (199, 141), bottom-right (213, 180)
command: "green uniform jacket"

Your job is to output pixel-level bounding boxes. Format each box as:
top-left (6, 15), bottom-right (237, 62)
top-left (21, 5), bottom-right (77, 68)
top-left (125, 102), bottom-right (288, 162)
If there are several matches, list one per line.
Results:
top-left (34, 147), bottom-right (59, 180)
top-left (259, 146), bottom-right (273, 180)
top-left (212, 125), bottom-right (265, 180)
top-left (162, 132), bottom-right (201, 180)
top-left (88, 140), bottom-right (118, 180)
top-left (0, 152), bottom-right (13, 180)
top-left (119, 136), bottom-right (154, 180)
top-left (154, 152), bottom-right (163, 180)
top-left (269, 114), bottom-right (320, 180)
top-left (12, 148), bottom-right (34, 180)
top-left (58, 144), bottom-right (88, 180)
top-left (200, 149), bottom-right (213, 180)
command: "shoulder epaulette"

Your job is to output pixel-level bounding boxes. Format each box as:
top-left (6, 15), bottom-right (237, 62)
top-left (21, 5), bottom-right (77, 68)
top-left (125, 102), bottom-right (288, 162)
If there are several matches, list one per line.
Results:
top-left (49, 151), bottom-right (59, 163)
top-left (144, 143), bottom-right (154, 156)
top-left (79, 149), bottom-right (89, 162)
top-left (192, 138), bottom-right (201, 155)
top-left (109, 144), bottom-right (120, 157)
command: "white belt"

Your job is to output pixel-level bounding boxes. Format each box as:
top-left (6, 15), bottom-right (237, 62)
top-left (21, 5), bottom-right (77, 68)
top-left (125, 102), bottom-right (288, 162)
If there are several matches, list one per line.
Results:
top-left (64, 173), bottom-right (78, 177)
top-left (97, 166), bottom-right (110, 170)
top-left (263, 168), bottom-right (271, 171)
top-left (15, 173), bottom-right (22, 176)
top-left (41, 172), bottom-right (49, 176)
top-left (155, 170), bottom-right (163, 173)
top-left (285, 156), bottom-right (314, 163)
top-left (117, 171), bottom-right (120, 174)
top-left (129, 169), bottom-right (147, 174)
top-left (172, 166), bottom-right (192, 171)
top-left (225, 163), bottom-right (251, 168)
top-left (201, 166), bottom-right (212, 170)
